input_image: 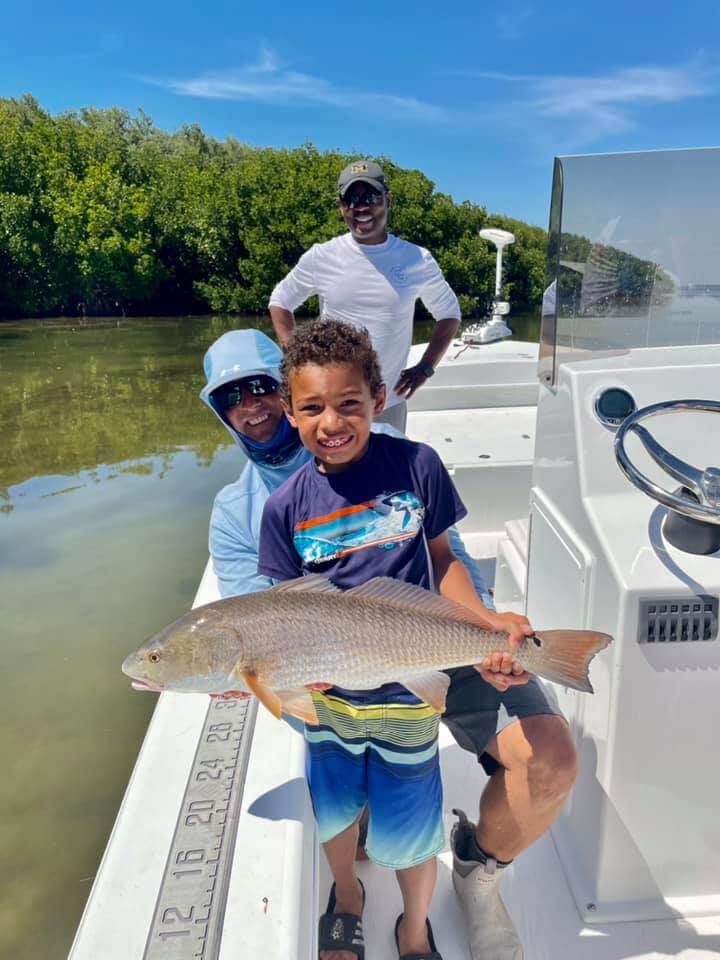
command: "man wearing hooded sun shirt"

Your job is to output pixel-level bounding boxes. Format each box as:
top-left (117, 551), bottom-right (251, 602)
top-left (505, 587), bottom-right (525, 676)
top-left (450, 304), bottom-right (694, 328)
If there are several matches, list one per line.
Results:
top-left (268, 160), bottom-right (462, 433)
top-left (200, 329), bottom-right (310, 598)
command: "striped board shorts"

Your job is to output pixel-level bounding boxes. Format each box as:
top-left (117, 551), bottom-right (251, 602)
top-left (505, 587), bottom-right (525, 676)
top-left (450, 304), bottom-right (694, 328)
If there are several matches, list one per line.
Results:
top-left (305, 686), bottom-right (445, 870)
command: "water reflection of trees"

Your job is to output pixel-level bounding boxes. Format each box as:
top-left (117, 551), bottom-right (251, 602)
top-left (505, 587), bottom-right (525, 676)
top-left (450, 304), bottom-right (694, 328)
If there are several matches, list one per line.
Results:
top-left (2, 312), bottom-right (530, 510)
top-left (1, 316), bottom-right (257, 501)
top-left (557, 232), bottom-right (672, 317)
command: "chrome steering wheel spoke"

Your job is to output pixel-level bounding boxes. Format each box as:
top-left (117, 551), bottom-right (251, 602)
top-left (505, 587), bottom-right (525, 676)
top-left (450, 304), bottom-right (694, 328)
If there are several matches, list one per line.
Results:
top-left (614, 399), bottom-right (720, 524)
top-left (631, 425), bottom-right (706, 502)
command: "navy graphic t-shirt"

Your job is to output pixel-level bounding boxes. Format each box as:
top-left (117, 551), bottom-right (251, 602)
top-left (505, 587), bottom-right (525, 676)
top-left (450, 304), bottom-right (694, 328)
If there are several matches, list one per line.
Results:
top-left (258, 433), bottom-right (466, 699)
top-left (259, 432), bottom-right (466, 594)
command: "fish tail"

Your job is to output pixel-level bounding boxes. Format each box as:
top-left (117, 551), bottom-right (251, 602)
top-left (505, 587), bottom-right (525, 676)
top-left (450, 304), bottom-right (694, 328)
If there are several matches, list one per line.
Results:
top-left (531, 630), bottom-right (612, 693)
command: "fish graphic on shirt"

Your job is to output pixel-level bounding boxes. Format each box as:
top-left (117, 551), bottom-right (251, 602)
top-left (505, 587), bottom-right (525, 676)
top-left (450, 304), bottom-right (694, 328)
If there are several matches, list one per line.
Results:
top-left (293, 491), bottom-right (424, 564)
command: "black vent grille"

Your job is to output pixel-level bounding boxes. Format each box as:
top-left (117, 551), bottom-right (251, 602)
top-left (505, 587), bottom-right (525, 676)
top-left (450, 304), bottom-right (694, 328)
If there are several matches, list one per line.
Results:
top-left (638, 596), bottom-right (719, 644)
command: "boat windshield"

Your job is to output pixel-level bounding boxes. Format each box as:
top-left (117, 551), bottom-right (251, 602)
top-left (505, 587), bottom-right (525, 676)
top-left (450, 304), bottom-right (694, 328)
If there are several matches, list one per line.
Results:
top-left (539, 147), bottom-right (720, 387)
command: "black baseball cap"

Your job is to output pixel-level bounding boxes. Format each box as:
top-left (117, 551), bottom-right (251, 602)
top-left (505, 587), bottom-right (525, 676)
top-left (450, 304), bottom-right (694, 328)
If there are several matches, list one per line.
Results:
top-left (338, 160), bottom-right (387, 198)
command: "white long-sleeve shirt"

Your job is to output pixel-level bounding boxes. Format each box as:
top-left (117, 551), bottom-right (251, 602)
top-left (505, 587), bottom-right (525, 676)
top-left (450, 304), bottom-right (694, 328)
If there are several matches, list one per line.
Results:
top-left (269, 233), bottom-right (461, 409)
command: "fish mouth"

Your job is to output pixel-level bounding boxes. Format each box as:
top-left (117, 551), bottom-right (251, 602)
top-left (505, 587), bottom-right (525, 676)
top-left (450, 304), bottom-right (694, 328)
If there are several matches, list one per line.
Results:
top-left (130, 679), bottom-right (164, 693)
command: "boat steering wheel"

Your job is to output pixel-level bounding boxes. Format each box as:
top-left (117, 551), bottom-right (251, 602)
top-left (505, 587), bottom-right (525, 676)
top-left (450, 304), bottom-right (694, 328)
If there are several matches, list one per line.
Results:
top-left (614, 399), bottom-right (720, 524)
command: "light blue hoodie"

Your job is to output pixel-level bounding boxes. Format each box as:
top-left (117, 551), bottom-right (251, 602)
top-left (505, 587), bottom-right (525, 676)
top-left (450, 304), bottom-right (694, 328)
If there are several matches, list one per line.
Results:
top-left (200, 329), bottom-right (492, 604)
top-left (200, 330), bottom-right (311, 598)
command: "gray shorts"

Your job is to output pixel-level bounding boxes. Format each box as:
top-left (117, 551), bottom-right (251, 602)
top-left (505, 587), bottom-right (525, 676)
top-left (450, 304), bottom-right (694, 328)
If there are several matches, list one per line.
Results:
top-left (442, 668), bottom-right (563, 775)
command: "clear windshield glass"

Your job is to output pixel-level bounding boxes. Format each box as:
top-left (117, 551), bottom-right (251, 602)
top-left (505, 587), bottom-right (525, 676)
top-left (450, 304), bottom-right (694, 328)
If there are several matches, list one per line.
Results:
top-left (539, 148), bottom-right (720, 387)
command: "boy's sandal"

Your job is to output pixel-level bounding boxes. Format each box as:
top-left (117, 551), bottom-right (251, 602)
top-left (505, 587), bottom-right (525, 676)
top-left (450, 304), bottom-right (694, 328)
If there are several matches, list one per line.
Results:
top-left (318, 878), bottom-right (366, 959)
top-left (393, 913), bottom-right (443, 960)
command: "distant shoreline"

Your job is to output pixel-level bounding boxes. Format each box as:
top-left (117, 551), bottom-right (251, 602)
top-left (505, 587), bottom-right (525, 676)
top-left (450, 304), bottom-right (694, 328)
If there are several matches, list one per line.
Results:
top-left (0, 95), bottom-right (547, 321)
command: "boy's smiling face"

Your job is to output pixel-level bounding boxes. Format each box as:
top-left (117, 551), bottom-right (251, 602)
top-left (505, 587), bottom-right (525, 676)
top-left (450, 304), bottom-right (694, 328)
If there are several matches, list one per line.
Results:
top-left (285, 362), bottom-right (386, 473)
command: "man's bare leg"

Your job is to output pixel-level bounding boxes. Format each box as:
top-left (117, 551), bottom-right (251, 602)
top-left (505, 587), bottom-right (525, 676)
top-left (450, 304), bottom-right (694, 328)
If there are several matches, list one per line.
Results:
top-left (395, 857), bottom-right (437, 956)
top-left (451, 715), bottom-right (577, 959)
top-left (321, 817), bottom-right (364, 960)
top-left (476, 715), bottom-right (577, 861)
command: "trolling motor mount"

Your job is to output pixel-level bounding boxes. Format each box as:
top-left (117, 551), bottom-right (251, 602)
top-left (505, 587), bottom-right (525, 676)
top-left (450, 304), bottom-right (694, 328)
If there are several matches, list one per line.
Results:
top-left (464, 228), bottom-right (516, 345)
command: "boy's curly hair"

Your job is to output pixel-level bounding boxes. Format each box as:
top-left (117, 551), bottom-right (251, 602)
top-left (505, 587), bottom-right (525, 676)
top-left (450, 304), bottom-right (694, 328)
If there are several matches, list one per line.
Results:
top-left (280, 319), bottom-right (384, 404)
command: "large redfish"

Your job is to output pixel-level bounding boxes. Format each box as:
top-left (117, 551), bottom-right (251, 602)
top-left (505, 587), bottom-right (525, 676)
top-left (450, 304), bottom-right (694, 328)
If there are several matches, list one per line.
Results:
top-left (122, 575), bottom-right (611, 723)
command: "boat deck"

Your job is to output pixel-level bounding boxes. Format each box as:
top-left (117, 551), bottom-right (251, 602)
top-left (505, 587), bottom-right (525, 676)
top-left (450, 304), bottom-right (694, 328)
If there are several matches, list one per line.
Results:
top-left (70, 551), bottom-right (720, 960)
top-left (323, 729), bottom-right (720, 959)
top-left (408, 405), bottom-right (537, 466)
top-left (74, 646), bottom-right (720, 960)
top-left (408, 405), bottom-right (536, 561)
top-left (69, 338), bottom-right (720, 960)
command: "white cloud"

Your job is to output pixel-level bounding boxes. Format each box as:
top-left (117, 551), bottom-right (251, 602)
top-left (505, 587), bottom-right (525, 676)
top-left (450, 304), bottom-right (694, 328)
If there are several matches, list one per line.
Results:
top-left (151, 48), bottom-right (451, 124)
top-left (245, 44), bottom-right (281, 74)
top-left (148, 51), bottom-right (716, 148)
top-left (471, 61), bottom-right (715, 143)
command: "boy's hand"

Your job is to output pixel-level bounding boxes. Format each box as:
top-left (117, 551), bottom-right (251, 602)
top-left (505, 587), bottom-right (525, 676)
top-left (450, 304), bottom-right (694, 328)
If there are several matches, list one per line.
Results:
top-left (474, 611), bottom-right (534, 692)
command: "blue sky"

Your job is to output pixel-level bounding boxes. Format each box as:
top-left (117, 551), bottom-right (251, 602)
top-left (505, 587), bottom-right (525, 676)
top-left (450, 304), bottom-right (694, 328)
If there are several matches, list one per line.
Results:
top-left (3, 0), bottom-right (719, 226)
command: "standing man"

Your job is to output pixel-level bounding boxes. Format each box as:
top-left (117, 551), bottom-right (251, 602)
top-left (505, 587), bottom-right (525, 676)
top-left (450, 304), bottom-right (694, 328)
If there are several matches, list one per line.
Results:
top-left (268, 160), bottom-right (461, 432)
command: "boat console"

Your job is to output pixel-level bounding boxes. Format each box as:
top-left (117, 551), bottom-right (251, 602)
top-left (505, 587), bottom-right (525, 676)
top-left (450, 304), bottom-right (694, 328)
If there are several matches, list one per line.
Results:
top-left (521, 147), bottom-right (720, 924)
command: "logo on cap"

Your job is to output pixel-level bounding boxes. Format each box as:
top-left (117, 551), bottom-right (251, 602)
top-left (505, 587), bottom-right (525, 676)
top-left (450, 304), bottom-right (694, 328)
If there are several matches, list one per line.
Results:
top-left (351, 163), bottom-right (369, 173)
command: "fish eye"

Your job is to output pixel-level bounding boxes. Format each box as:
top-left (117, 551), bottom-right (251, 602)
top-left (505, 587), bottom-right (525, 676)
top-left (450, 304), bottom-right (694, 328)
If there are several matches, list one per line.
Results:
top-left (149, 651), bottom-right (161, 663)
top-left (532, 636), bottom-right (542, 648)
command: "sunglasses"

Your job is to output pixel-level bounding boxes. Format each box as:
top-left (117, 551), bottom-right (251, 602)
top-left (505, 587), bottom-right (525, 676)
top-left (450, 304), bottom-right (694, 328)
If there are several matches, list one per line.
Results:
top-left (214, 375), bottom-right (278, 411)
top-left (340, 189), bottom-right (385, 209)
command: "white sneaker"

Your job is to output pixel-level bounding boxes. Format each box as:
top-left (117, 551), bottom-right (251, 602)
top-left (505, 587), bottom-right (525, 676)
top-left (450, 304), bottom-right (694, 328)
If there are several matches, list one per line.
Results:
top-left (451, 809), bottom-right (524, 960)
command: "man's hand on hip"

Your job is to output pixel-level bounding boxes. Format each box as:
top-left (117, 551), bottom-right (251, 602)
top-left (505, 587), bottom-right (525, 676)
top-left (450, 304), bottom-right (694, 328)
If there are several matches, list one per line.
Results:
top-left (394, 363), bottom-right (431, 400)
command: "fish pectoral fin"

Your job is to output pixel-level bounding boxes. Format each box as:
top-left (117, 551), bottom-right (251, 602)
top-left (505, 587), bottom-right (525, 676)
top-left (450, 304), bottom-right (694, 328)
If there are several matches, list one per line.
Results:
top-left (241, 671), bottom-right (283, 719)
top-left (399, 671), bottom-right (451, 713)
top-left (267, 574), bottom-right (340, 595)
top-left (277, 689), bottom-right (319, 725)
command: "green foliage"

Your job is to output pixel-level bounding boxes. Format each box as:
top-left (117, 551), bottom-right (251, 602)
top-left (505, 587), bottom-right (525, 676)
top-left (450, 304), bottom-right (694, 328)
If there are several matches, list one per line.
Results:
top-left (0, 96), bottom-right (548, 319)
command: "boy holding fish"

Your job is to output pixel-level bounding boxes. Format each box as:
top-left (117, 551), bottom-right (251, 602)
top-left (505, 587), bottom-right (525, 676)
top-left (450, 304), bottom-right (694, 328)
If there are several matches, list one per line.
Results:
top-left (257, 319), bottom-right (537, 960)
top-left (123, 324), bottom-right (601, 959)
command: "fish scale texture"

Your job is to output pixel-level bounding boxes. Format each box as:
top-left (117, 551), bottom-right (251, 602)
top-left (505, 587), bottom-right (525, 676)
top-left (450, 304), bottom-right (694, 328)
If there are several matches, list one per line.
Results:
top-left (126, 589), bottom-right (609, 695)
top-left (236, 594), bottom-right (520, 690)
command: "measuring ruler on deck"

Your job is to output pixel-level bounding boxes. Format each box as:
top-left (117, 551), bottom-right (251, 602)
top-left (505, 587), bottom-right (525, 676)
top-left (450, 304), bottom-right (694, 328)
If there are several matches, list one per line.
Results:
top-left (143, 696), bottom-right (258, 959)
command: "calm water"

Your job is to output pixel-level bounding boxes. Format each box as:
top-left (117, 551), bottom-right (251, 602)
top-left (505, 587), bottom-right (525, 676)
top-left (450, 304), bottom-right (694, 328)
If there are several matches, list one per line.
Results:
top-left (0, 311), bottom-right (538, 959)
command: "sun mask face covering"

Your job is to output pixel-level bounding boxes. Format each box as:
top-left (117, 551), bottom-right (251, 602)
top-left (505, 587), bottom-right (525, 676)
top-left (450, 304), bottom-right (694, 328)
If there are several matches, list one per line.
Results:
top-left (239, 415), bottom-right (302, 466)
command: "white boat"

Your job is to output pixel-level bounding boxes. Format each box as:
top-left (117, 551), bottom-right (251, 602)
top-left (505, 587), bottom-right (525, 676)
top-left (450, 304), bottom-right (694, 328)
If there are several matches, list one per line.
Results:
top-left (69, 147), bottom-right (720, 959)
